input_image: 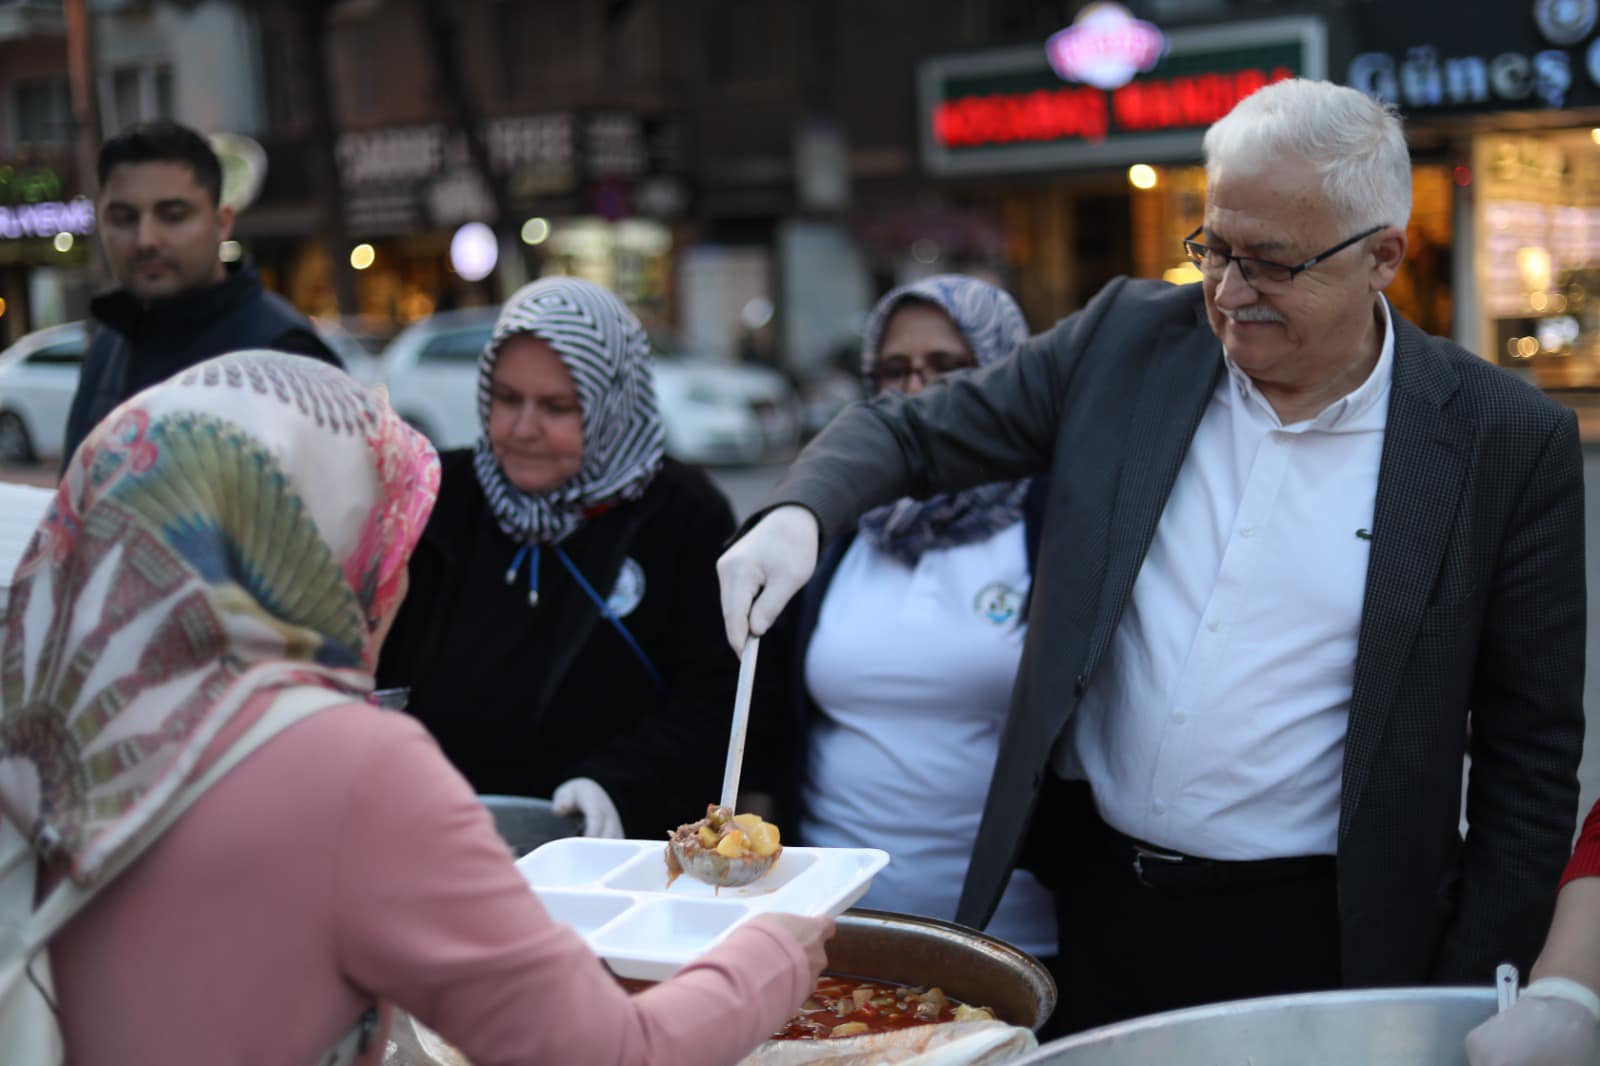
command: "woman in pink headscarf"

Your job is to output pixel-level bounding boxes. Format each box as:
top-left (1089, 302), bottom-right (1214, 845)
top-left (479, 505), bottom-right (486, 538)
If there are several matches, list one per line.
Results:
top-left (0, 351), bottom-right (828, 1065)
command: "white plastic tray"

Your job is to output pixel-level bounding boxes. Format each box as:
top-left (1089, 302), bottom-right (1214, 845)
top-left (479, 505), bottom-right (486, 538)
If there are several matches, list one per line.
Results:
top-left (517, 838), bottom-right (889, 981)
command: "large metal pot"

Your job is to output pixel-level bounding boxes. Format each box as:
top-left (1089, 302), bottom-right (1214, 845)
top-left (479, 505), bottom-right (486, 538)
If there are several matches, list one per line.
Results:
top-left (1009, 986), bottom-right (1574, 1066)
top-left (478, 795), bottom-right (582, 858)
top-left (828, 909), bottom-right (1057, 1031)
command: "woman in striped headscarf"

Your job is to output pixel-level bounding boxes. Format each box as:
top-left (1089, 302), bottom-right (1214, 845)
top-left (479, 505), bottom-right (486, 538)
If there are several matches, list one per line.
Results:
top-left (756, 274), bottom-right (1059, 962)
top-left (377, 278), bottom-right (741, 841)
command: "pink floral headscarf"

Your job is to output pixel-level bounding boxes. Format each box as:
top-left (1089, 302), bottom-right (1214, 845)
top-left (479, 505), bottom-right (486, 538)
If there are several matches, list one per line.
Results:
top-left (0, 351), bottom-right (440, 884)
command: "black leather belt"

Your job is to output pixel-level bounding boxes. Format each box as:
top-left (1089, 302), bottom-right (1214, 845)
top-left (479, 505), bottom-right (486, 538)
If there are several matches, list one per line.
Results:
top-left (1085, 811), bottom-right (1336, 891)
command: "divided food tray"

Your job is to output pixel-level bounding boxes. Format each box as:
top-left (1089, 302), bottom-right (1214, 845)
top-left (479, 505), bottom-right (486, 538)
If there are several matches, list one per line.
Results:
top-left (517, 838), bottom-right (889, 981)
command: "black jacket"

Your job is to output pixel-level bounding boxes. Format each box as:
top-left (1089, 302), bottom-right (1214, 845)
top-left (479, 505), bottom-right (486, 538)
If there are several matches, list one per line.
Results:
top-left (62, 261), bottom-right (338, 467)
top-left (377, 450), bottom-right (739, 838)
top-left (750, 477), bottom-right (1049, 835)
top-left (763, 278), bottom-right (1585, 986)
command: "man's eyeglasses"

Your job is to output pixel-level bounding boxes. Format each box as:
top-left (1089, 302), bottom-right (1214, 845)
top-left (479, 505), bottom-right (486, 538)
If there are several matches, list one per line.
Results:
top-left (1182, 225), bottom-right (1386, 292)
top-left (868, 352), bottom-right (976, 388)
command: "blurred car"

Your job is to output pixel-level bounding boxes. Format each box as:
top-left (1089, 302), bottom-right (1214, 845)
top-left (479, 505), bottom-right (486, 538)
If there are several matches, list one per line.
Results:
top-left (0, 317), bottom-right (389, 464)
top-left (0, 320), bottom-right (87, 463)
top-left (376, 310), bottom-right (801, 465)
top-left (313, 317), bottom-right (389, 385)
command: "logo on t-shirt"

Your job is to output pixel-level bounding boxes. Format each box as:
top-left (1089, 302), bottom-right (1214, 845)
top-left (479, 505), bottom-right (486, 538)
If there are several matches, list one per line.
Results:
top-left (606, 557), bottom-right (646, 617)
top-left (974, 582), bottom-right (1024, 627)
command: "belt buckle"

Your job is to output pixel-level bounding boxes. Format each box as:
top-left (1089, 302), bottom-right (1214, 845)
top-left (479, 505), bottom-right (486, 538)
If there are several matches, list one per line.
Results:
top-left (1132, 843), bottom-right (1185, 887)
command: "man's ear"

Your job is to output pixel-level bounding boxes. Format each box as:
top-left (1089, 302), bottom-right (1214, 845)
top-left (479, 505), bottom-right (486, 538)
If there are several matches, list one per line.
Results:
top-left (1369, 225), bottom-right (1407, 292)
top-left (216, 203), bottom-right (236, 243)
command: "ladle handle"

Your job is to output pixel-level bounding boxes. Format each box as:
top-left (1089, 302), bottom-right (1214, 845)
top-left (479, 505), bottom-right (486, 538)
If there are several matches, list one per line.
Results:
top-left (719, 635), bottom-right (760, 812)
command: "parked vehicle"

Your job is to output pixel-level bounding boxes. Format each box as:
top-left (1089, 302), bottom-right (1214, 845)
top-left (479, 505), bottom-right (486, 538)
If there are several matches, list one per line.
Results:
top-left (0, 318), bottom-right (387, 464)
top-left (0, 321), bottom-right (87, 463)
top-left (376, 311), bottom-right (801, 465)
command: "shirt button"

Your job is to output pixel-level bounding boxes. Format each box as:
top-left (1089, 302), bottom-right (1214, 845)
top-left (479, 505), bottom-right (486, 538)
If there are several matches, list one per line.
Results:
top-left (1206, 621), bottom-right (1221, 633)
top-left (1172, 711), bottom-right (1187, 725)
top-left (1239, 526), bottom-right (1254, 538)
top-left (1153, 802), bottom-right (1167, 815)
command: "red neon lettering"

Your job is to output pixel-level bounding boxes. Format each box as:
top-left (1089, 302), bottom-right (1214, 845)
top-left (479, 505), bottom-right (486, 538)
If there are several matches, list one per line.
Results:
top-left (1112, 68), bottom-right (1295, 132)
top-left (933, 87), bottom-right (1108, 148)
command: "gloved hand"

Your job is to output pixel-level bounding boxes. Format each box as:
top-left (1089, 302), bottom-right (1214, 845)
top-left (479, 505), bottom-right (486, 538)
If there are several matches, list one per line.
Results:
top-left (551, 778), bottom-right (624, 839)
top-left (716, 505), bottom-right (820, 651)
top-left (1466, 979), bottom-right (1600, 1066)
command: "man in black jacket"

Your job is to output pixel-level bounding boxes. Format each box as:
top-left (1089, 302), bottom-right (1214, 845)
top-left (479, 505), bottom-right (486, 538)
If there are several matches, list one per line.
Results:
top-left (61, 121), bottom-right (339, 468)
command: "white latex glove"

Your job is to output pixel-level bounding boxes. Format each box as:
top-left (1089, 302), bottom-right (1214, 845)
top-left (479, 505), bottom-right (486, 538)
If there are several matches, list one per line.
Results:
top-left (551, 778), bottom-right (624, 839)
top-left (1467, 980), bottom-right (1600, 1066)
top-left (716, 504), bottom-right (820, 651)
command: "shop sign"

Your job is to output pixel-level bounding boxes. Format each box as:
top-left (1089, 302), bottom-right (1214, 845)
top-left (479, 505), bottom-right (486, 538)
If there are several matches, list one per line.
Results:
top-left (1347, 0), bottom-right (1600, 113)
top-left (0, 197), bottom-right (94, 240)
top-left (337, 112), bottom-right (685, 235)
top-left (920, 16), bottom-right (1325, 176)
top-left (1046, 3), bottom-right (1167, 90)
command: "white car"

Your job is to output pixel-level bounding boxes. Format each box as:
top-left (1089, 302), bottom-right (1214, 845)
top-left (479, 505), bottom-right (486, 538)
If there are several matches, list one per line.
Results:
top-left (0, 318), bottom-right (391, 464)
top-left (0, 321), bottom-right (87, 463)
top-left (377, 311), bottom-right (801, 465)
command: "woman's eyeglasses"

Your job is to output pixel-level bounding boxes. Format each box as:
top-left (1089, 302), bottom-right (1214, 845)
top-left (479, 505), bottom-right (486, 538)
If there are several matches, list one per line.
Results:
top-left (1182, 225), bottom-right (1386, 293)
top-left (868, 352), bottom-right (976, 388)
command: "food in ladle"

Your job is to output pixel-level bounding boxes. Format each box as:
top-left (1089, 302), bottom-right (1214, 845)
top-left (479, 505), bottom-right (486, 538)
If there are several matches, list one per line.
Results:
top-left (666, 804), bottom-right (781, 887)
top-left (773, 976), bottom-right (996, 1040)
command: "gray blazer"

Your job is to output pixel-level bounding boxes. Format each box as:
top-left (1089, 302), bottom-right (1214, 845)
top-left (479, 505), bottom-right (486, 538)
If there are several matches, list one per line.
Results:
top-left (767, 277), bottom-right (1585, 986)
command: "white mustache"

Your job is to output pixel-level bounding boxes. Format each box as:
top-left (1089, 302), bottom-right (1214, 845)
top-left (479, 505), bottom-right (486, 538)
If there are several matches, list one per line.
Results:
top-left (1221, 305), bottom-right (1287, 325)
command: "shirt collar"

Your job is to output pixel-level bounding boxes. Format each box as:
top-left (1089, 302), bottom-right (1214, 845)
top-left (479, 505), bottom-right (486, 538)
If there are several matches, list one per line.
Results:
top-left (1222, 295), bottom-right (1395, 431)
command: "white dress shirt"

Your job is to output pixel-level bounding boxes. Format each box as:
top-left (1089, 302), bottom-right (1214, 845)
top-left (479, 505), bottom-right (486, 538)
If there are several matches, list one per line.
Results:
top-left (1054, 297), bottom-right (1396, 859)
top-left (801, 526), bottom-right (1059, 957)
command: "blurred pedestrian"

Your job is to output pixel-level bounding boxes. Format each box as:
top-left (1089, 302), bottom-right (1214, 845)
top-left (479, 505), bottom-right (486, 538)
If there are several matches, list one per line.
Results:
top-left (756, 275), bottom-right (1056, 962)
top-left (718, 79), bottom-right (1585, 1030)
top-left (377, 277), bottom-right (740, 840)
top-left (4, 350), bottom-right (829, 1066)
top-left (61, 121), bottom-right (339, 468)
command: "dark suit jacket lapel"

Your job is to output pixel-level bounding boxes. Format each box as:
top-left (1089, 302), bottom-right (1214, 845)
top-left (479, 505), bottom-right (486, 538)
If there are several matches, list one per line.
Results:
top-left (1340, 315), bottom-right (1470, 842)
top-left (1083, 307), bottom-right (1222, 679)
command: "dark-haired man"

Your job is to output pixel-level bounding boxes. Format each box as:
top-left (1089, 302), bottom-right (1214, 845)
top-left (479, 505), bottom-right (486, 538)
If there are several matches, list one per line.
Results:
top-left (61, 121), bottom-right (339, 467)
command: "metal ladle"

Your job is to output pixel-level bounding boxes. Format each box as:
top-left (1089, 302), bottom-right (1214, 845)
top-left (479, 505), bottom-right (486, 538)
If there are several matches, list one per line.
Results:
top-left (669, 635), bottom-right (779, 887)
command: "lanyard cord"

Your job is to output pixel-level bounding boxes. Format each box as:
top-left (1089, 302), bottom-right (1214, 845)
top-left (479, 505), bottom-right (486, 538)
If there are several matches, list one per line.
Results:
top-left (503, 542), bottom-right (665, 692)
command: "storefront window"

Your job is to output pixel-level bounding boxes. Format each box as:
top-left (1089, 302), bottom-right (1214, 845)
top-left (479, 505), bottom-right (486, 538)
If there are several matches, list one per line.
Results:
top-left (1475, 129), bottom-right (1600, 389)
top-left (1385, 164), bottom-right (1453, 338)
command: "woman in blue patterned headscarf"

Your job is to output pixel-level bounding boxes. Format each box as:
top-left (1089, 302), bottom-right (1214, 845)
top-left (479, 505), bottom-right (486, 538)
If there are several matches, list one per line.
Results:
top-left (763, 273), bottom-right (1060, 965)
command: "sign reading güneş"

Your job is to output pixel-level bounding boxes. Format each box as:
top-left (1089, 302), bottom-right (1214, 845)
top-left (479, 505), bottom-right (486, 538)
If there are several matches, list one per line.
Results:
top-left (1348, 0), bottom-right (1600, 112)
top-left (918, 15), bottom-right (1326, 176)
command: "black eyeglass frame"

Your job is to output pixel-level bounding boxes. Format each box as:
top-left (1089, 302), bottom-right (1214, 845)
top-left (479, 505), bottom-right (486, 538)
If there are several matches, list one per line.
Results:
top-left (1182, 224), bottom-right (1388, 287)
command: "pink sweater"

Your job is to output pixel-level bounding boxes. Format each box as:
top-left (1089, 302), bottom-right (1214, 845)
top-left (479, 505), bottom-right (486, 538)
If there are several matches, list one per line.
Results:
top-left (51, 697), bottom-right (812, 1065)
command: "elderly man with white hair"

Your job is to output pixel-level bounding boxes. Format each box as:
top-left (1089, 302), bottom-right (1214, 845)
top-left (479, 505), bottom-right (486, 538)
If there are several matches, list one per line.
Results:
top-left (720, 78), bottom-right (1585, 1032)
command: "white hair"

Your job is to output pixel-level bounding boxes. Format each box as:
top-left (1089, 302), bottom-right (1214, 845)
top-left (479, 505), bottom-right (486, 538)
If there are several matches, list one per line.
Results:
top-left (1203, 79), bottom-right (1412, 231)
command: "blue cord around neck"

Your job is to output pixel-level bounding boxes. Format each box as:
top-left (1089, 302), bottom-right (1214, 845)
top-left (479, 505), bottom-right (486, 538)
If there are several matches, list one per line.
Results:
top-left (503, 542), bottom-right (664, 692)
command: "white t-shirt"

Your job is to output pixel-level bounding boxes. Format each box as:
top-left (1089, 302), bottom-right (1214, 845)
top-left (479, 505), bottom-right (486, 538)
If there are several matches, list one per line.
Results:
top-left (799, 524), bottom-right (1059, 958)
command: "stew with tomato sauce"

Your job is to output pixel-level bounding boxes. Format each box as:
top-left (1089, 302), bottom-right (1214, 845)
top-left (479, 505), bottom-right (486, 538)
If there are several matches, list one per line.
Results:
top-left (772, 975), bottom-right (994, 1040)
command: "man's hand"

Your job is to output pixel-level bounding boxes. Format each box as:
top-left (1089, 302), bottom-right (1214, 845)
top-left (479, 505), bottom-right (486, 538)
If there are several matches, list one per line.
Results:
top-left (1466, 981), bottom-right (1600, 1066)
top-left (551, 778), bottom-right (624, 839)
top-left (716, 505), bottom-right (820, 651)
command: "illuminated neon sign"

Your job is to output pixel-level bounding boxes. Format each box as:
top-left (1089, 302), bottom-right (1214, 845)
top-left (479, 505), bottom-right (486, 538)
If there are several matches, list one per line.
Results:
top-left (920, 16), bottom-right (1326, 175)
top-left (0, 196), bottom-right (95, 240)
top-left (1046, 3), bottom-right (1167, 90)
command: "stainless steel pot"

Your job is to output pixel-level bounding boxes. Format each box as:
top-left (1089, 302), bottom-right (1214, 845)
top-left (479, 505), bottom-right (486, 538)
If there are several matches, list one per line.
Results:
top-left (828, 909), bottom-right (1057, 1031)
top-left (1009, 986), bottom-right (1574, 1066)
top-left (478, 794), bottom-right (583, 857)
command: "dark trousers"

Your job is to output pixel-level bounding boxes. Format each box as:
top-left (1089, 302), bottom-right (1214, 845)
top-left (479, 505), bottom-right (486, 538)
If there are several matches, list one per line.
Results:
top-left (1022, 776), bottom-right (1342, 1036)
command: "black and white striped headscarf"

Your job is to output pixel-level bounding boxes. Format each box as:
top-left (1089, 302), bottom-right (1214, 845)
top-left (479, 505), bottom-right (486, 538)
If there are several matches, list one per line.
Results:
top-left (472, 278), bottom-right (664, 545)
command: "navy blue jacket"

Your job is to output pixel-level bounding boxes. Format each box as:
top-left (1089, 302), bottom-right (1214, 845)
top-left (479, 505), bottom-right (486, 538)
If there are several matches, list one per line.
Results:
top-left (62, 261), bottom-right (338, 467)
